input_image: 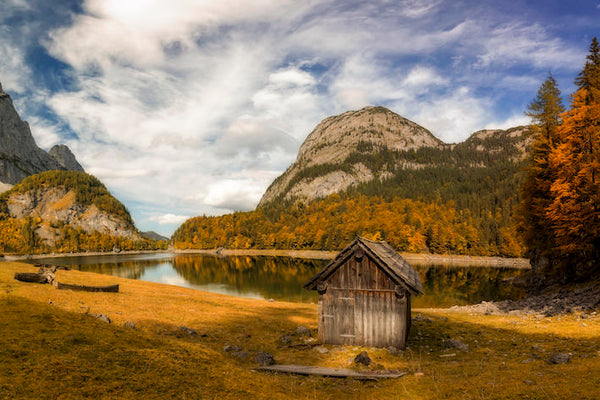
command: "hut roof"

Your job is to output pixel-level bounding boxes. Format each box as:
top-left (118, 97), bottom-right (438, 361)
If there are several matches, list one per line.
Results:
top-left (304, 237), bottom-right (423, 295)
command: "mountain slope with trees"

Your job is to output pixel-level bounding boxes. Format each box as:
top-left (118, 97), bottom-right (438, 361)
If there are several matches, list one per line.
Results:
top-left (0, 171), bottom-right (164, 254)
top-left (174, 108), bottom-right (531, 257)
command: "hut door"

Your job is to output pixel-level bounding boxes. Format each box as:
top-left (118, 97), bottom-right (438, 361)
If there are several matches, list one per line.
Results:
top-left (339, 291), bottom-right (355, 344)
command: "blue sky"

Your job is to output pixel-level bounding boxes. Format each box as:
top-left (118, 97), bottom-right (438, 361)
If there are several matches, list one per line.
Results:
top-left (0, 0), bottom-right (598, 236)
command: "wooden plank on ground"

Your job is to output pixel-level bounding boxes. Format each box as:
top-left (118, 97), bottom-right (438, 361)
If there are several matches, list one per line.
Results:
top-left (257, 365), bottom-right (406, 380)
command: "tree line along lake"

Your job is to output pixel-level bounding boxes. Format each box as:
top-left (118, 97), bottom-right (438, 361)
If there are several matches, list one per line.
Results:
top-left (22, 253), bottom-right (527, 307)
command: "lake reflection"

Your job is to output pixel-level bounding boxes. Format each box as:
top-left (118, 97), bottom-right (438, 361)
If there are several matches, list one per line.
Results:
top-left (25, 253), bottom-right (526, 306)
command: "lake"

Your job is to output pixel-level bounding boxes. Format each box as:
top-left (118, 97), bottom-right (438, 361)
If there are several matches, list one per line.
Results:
top-left (25, 253), bottom-right (526, 307)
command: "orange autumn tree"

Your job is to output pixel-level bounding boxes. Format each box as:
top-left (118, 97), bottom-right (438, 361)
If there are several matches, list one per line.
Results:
top-left (517, 74), bottom-right (564, 269)
top-left (546, 37), bottom-right (600, 280)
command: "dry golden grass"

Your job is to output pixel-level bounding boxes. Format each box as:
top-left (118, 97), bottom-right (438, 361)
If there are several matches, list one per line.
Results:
top-left (1, 262), bottom-right (599, 399)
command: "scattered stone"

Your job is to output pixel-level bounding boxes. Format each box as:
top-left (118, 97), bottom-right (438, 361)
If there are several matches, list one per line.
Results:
top-left (387, 346), bottom-right (399, 355)
top-left (232, 351), bottom-right (251, 361)
top-left (444, 339), bottom-right (469, 352)
top-left (354, 351), bottom-right (371, 366)
top-left (255, 352), bottom-right (275, 366)
top-left (295, 326), bottom-right (311, 337)
top-left (223, 345), bottom-right (243, 353)
top-left (550, 353), bottom-right (570, 364)
top-left (279, 334), bottom-right (292, 345)
top-left (267, 299), bottom-right (275, 302)
top-left (523, 380), bottom-right (536, 385)
top-left (521, 359), bottom-right (535, 364)
top-left (414, 315), bottom-right (433, 323)
top-left (414, 372), bottom-right (425, 377)
top-left (581, 315), bottom-right (588, 319)
top-left (93, 314), bottom-right (111, 324)
top-left (314, 346), bottom-right (329, 354)
top-left (179, 326), bottom-right (197, 336)
top-left (124, 321), bottom-right (136, 329)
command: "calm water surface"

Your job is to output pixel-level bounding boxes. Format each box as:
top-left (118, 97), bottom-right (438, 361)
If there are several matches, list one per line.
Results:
top-left (26, 253), bottom-right (526, 307)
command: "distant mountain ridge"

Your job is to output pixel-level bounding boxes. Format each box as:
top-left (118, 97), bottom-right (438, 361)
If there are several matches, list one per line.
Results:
top-left (259, 106), bottom-right (530, 206)
top-left (0, 81), bottom-right (83, 185)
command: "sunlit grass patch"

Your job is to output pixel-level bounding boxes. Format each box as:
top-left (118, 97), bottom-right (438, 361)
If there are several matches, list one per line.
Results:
top-left (1, 262), bottom-right (599, 399)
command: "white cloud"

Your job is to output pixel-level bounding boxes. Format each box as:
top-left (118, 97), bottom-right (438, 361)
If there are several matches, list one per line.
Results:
top-left (25, 117), bottom-right (62, 149)
top-left (3, 0), bottom-right (585, 235)
top-left (399, 0), bottom-right (441, 18)
top-left (149, 213), bottom-right (190, 225)
top-left (202, 178), bottom-right (270, 211)
top-left (402, 86), bottom-right (495, 143)
top-left (474, 22), bottom-right (585, 69)
top-left (485, 114), bottom-right (530, 131)
top-left (0, 36), bottom-right (30, 94)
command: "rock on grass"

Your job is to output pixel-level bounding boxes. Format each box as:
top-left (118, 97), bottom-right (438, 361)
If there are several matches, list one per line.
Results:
top-left (354, 351), bottom-right (371, 366)
top-left (255, 352), bottom-right (275, 366)
top-left (550, 353), bottom-right (570, 364)
top-left (444, 339), bottom-right (469, 352)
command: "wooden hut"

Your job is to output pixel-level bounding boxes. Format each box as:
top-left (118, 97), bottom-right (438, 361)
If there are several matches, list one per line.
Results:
top-left (304, 237), bottom-right (423, 349)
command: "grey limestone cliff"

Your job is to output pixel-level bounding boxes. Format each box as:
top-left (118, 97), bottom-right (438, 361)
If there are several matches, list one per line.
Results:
top-left (49, 144), bottom-right (84, 172)
top-left (0, 83), bottom-right (83, 184)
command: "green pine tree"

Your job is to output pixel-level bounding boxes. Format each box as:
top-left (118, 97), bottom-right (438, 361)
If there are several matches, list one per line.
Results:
top-left (516, 74), bottom-right (564, 269)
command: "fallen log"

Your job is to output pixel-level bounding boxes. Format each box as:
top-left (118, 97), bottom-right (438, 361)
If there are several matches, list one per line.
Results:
top-left (14, 272), bottom-right (53, 284)
top-left (56, 282), bottom-right (119, 293)
top-left (258, 365), bottom-right (406, 380)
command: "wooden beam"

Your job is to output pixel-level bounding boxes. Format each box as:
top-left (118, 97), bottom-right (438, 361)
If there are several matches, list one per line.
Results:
top-left (258, 365), bottom-right (406, 380)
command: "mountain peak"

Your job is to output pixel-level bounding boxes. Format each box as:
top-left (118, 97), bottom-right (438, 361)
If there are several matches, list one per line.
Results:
top-left (0, 87), bottom-right (84, 184)
top-left (258, 107), bottom-right (530, 207)
top-left (49, 144), bottom-right (84, 172)
top-left (258, 106), bottom-right (444, 206)
top-left (295, 106), bottom-right (442, 169)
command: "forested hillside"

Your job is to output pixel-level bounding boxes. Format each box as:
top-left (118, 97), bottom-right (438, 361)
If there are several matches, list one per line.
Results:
top-left (173, 125), bottom-right (529, 257)
top-left (0, 171), bottom-right (166, 254)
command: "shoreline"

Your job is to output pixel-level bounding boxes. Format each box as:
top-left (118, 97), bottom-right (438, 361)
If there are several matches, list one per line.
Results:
top-left (174, 248), bottom-right (531, 268)
top-left (2, 248), bottom-right (530, 268)
top-left (1, 249), bottom-right (169, 262)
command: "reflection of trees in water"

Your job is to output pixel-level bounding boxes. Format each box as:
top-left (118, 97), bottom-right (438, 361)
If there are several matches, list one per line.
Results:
top-left (172, 255), bottom-right (325, 302)
top-left (33, 254), bottom-right (526, 306)
top-left (172, 256), bottom-right (525, 306)
top-left (74, 259), bottom-right (168, 280)
top-left (413, 265), bottom-right (526, 308)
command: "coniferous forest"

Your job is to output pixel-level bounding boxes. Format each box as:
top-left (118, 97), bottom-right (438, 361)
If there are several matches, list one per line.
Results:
top-left (516, 38), bottom-right (600, 282)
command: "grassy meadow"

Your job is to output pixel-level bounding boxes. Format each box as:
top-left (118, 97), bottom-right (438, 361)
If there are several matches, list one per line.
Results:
top-left (1, 261), bottom-right (599, 399)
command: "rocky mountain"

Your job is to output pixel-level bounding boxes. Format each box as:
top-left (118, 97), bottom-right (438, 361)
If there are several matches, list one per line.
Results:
top-left (142, 231), bottom-right (169, 241)
top-left (0, 170), bottom-right (143, 252)
top-left (259, 106), bottom-right (530, 206)
top-left (48, 144), bottom-right (84, 172)
top-left (0, 82), bottom-right (83, 185)
top-left (174, 106), bottom-right (531, 256)
top-left (259, 106), bottom-right (444, 206)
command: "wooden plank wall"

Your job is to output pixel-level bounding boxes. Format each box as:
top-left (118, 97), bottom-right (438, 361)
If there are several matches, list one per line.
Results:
top-left (318, 254), bottom-right (410, 348)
